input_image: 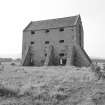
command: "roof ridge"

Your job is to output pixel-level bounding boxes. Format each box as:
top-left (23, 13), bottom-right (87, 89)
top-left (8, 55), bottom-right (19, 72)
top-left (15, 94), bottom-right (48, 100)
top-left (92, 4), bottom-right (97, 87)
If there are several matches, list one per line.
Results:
top-left (32, 15), bottom-right (79, 23)
top-left (24, 15), bottom-right (80, 31)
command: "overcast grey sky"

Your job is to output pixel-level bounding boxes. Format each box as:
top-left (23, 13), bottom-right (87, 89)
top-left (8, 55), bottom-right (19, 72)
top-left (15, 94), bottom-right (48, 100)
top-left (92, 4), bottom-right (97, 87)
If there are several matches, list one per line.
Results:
top-left (0, 0), bottom-right (105, 59)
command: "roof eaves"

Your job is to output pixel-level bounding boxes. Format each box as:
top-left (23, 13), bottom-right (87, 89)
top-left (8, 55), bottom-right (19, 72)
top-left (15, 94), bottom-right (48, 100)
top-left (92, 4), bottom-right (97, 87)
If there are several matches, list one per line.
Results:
top-left (24, 25), bottom-right (76, 31)
top-left (23, 21), bottom-right (33, 32)
top-left (74, 15), bottom-right (80, 25)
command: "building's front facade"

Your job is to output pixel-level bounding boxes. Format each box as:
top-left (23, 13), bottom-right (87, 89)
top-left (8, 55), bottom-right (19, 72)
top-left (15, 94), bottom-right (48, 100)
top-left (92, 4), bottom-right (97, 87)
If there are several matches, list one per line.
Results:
top-left (22, 15), bottom-right (91, 67)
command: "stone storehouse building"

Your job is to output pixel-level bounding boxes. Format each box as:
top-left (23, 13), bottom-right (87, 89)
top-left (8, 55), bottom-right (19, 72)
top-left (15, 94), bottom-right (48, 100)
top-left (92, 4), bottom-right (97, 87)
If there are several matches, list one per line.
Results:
top-left (22, 15), bottom-right (92, 67)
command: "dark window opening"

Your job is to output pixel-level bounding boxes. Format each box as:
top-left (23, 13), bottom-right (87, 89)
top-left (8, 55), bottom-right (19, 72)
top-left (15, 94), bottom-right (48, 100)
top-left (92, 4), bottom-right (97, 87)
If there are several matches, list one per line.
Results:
top-left (45, 41), bottom-right (49, 44)
top-left (31, 30), bottom-right (35, 34)
top-left (45, 29), bottom-right (50, 33)
top-left (31, 41), bottom-right (34, 44)
top-left (59, 28), bottom-right (64, 32)
top-left (59, 40), bottom-right (64, 43)
top-left (59, 53), bottom-right (64, 57)
top-left (45, 53), bottom-right (47, 56)
top-left (71, 29), bottom-right (74, 31)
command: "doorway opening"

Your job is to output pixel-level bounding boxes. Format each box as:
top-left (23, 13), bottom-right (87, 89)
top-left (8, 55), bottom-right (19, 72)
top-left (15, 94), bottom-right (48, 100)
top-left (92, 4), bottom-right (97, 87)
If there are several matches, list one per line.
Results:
top-left (60, 58), bottom-right (67, 66)
top-left (59, 53), bottom-right (67, 66)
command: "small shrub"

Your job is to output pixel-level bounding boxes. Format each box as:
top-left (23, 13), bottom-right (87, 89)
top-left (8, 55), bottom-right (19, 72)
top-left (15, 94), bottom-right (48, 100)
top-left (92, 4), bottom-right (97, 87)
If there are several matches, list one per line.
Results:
top-left (0, 65), bottom-right (4, 71)
top-left (54, 94), bottom-right (68, 101)
top-left (11, 62), bottom-right (16, 66)
top-left (103, 64), bottom-right (105, 71)
top-left (0, 87), bottom-right (18, 98)
top-left (96, 66), bottom-right (101, 72)
top-left (94, 66), bottom-right (102, 80)
top-left (92, 92), bottom-right (105, 105)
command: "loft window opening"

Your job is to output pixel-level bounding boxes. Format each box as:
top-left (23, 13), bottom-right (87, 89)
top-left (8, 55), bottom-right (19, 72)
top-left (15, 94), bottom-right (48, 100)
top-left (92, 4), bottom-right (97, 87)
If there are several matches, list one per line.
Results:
top-left (45, 41), bottom-right (50, 44)
top-left (45, 29), bottom-right (50, 33)
top-left (31, 30), bottom-right (35, 34)
top-left (59, 28), bottom-right (64, 32)
top-left (59, 40), bottom-right (64, 43)
top-left (31, 41), bottom-right (34, 44)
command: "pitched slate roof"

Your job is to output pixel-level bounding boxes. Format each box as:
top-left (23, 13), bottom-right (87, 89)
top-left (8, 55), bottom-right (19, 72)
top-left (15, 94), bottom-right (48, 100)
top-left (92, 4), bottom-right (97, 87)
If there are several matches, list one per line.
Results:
top-left (24, 15), bottom-right (80, 31)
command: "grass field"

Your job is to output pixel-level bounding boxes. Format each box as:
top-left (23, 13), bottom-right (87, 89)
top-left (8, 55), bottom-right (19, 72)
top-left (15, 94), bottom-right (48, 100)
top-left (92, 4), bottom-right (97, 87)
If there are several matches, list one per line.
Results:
top-left (0, 64), bottom-right (105, 105)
